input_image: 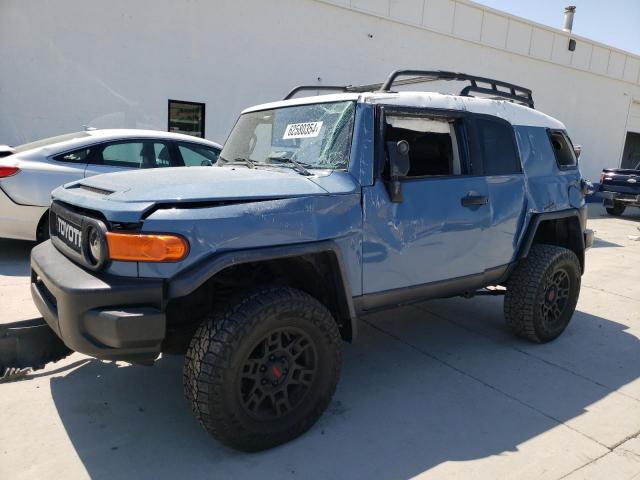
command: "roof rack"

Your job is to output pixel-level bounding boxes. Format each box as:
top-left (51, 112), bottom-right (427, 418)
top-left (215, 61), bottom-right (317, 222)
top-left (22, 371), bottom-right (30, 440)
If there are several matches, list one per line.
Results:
top-left (284, 69), bottom-right (535, 108)
top-left (283, 83), bottom-right (383, 100)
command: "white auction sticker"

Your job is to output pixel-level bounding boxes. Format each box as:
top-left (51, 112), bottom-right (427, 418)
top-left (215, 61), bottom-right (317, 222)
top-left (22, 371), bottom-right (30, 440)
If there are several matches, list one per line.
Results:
top-left (283, 121), bottom-right (323, 139)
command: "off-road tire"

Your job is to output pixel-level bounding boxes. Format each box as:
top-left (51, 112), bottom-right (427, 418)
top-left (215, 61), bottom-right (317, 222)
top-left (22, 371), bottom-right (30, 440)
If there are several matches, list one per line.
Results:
top-left (183, 287), bottom-right (342, 451)
top-left (504, 244), bottom-right (581, 343)
top-left (605, 203), bottom-right (626, 216)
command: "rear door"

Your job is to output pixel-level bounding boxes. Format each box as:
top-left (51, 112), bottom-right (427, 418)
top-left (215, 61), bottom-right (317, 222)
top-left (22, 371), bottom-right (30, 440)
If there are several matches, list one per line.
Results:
top-left (473, 116), bottom-right (526, 268)
top-left (84, 140), bottom-right (173, 178)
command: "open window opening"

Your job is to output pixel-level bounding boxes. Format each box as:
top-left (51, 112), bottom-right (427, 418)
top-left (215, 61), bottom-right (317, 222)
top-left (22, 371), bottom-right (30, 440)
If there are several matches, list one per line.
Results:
top-left (384, 115), bottom-right (462, 177)
top-left (549, 130), bottom-right (577, 169)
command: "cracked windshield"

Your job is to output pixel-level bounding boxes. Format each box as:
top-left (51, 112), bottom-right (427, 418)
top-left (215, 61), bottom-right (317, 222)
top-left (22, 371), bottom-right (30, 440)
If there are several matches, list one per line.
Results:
top-left (219, 101), bottom-right (355, 171)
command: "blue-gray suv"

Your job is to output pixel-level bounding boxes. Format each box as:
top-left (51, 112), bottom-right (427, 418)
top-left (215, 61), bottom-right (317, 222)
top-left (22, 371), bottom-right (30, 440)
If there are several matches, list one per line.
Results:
top-left (31, 70), bottom-right (594, 451)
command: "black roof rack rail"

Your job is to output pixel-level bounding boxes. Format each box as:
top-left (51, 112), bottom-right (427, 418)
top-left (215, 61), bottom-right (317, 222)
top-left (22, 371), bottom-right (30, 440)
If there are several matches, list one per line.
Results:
top-left (379, 69), bottom-right (534, 108)
top-left (283, 83), bottom-right (383, 100)
top-left (284, 69), bottom-right (534, 108)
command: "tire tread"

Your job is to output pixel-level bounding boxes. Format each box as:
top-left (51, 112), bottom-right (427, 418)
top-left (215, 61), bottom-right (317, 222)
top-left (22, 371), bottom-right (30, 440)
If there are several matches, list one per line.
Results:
top-left (183, 287), bottom-right (341, 451)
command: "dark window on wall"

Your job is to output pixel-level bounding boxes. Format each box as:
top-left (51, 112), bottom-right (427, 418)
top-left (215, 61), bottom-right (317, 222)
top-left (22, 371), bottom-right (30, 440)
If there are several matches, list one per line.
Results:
top-left (549, 131), bottom-right (577, 169)
top-left (168, 100), bottom-right (205, 138)
top-left (476, 118), bottom-right (521, 175)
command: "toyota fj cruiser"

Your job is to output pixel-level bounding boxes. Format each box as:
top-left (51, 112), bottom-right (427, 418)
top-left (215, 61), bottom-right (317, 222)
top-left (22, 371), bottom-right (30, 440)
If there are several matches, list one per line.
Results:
top-left (31, 70), bottom-right (593, 451)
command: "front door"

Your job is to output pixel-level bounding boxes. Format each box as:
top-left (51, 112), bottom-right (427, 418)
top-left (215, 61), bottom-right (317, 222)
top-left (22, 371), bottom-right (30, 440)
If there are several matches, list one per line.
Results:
top-left (362, 178), bottom-right (490, 294)
top-left (362, 108), bottom-right (491, 294)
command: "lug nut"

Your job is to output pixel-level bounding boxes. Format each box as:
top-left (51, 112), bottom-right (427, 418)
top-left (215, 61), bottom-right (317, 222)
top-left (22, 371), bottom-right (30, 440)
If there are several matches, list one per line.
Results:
top-left (269, 355), bottom-right (275, 361)
top-left (260, 365), bottom-right (267, 372)
top-left (261, 379), bottom-right (268, 385)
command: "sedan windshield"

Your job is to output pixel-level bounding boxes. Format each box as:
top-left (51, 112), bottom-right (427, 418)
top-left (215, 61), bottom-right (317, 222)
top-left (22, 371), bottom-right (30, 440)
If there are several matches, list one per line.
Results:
top-left (219, 101), bottom-right (355, 171)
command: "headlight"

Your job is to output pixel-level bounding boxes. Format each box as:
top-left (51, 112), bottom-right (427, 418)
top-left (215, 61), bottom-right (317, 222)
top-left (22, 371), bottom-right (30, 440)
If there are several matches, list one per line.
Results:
top-left (81, 221), bottom-right (108, 269)
top-left (87, 226), bottom-right (103, 264)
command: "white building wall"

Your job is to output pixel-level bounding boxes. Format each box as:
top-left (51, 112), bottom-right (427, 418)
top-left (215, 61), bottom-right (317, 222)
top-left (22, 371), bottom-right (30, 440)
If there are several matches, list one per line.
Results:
top-left (1, 0), bottom-right (639, 180)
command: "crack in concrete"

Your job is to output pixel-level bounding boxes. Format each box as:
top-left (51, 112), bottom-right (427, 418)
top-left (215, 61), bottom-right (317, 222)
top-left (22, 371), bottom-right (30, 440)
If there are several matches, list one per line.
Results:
top-left (582, 284), bottom-right (640, 303)
top-left (414, 303), bottom-right (640, 404)
top-left (360, 317), bottom-right (613, 453)
top-left (557, 430), bottom-right (640, 479)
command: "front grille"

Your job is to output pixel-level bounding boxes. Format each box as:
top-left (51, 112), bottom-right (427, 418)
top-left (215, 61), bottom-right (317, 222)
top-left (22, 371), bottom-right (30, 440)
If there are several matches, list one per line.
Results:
top-left (50, 201), bottom-right (109, 271)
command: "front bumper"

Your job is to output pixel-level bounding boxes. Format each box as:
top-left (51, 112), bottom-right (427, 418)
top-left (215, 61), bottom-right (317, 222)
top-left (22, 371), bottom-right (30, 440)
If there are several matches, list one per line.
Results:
top-left (600, 191), bottom-right (640, 206)
top-left (30, 241), bottom-right (166, 363)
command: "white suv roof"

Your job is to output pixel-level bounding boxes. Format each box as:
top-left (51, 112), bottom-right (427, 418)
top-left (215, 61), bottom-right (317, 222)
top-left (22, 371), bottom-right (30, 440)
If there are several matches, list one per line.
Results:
top-left (243, 91), bottom-right (564, 130)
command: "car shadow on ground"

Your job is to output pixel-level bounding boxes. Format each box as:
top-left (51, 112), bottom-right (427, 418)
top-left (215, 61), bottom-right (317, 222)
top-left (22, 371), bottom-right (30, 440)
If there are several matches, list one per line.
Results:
top-left (592, 237), bottom-right (623, 248)
top-left (46, 300), bottom-right (640, 479)
top-left (0, 239), bottom-right (33, 277)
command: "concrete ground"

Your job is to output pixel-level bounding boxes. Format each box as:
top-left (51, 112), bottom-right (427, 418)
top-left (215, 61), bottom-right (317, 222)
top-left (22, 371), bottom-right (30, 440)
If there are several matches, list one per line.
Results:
top-left (0, 203), bottom-right (639, 480)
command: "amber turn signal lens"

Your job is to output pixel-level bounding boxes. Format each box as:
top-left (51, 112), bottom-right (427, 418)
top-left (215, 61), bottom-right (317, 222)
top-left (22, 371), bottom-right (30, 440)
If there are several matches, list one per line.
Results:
top-left (106, 233), bottom-right (189, 262)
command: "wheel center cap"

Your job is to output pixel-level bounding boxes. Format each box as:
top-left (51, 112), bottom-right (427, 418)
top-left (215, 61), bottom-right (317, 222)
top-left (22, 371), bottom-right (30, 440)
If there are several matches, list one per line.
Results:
top-left (271, 365), bottom-right (283, 379)
top-left (548, 290), bottom-right (556, 302)
top-left (264, 356), bottom-right (289, 386)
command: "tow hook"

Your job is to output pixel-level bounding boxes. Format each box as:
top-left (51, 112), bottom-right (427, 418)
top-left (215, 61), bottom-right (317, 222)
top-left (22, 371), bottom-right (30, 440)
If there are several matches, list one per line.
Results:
top-left (0, 318), bottom-right (72, 383)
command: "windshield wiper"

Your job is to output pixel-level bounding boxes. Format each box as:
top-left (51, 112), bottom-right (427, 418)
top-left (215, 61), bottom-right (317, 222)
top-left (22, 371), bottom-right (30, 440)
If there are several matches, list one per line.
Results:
top-left (220, 156), bottom-right (255, 169)
top-left (266, 154), bottom-right (312, 176)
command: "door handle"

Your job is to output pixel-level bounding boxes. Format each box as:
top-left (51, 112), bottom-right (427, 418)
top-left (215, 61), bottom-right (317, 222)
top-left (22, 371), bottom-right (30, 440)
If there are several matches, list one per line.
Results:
top-left (461, 194), bottom-right (489, 207)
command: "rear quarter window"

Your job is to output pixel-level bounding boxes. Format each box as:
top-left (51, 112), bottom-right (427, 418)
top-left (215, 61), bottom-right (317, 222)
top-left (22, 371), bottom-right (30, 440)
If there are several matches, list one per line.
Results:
top-left (53, 147), bottom-right (93, 163)
top-left (549, 131), bottom-right (577, 169)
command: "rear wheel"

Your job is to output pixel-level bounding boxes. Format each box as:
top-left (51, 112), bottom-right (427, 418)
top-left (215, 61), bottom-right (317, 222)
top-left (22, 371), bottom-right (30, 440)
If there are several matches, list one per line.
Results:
top-left (183, 287), bottom-right (341, 451)
top-left (504, 244), bottom-right (581, 343)
top-left (605, 202), bottom-right (626, 216)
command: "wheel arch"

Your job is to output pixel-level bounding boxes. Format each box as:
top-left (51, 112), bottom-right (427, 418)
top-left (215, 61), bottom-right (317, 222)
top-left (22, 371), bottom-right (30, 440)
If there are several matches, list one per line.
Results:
top-left (167, 241), bottom-right (357, 342)
top-left (35, 208), bottom-right (50, 242)
top-left (516, 209), bottom-right (585, 273)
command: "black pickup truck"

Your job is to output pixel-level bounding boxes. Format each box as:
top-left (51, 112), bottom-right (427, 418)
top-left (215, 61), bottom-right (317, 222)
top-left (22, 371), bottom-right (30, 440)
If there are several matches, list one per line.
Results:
top-left (599, 165), bottom-right (640, 216)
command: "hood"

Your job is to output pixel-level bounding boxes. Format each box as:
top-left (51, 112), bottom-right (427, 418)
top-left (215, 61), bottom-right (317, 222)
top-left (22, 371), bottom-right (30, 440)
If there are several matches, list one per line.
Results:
top-left (78, 166), bottom-right (331, 202)
top-left (53, 166), bottom-right (359, 223)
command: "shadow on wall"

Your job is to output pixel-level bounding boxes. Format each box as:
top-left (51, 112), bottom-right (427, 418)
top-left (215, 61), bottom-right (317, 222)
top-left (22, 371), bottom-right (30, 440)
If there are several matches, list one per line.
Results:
top-left (46, 298), bottom-right (640, 479)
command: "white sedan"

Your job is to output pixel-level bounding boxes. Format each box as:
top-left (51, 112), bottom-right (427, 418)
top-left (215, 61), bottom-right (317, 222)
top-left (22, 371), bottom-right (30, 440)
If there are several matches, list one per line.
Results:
top-left (0, 129), bottom-right (222, 241)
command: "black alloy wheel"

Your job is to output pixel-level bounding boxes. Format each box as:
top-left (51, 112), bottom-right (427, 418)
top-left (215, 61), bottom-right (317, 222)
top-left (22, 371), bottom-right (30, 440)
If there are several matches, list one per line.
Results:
top-left (183, 287), bottom-right (342, 451)
top-left (505, 244), bottom-right (581, 343)
top-left (239, 327), bottom-right (318, 420)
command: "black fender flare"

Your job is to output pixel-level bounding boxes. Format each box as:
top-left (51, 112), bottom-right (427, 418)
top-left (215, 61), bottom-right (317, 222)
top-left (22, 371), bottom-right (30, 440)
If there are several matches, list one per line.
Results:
top-left (515, 208), bottom-right (586, 271)
top-left (166, 240), bottom-right (358, 340)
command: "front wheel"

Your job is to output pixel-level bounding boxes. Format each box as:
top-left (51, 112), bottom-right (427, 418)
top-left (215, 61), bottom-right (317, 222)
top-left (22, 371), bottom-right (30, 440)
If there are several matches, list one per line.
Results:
top-left (183, 287), bottom-right (341, 451)
top-left (605, 202), bottom-right (626, 216)
top-left (504, 244), bottom-right (581, 343)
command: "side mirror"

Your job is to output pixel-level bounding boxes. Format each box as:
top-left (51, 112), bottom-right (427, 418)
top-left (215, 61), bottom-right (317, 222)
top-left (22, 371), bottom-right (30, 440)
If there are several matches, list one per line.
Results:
top-left (386, 140), bottom-right (410, 203)
top-left (573, 144), bottom-right (582, 159)
top-left (201, 159), bottom-right (213, 166)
